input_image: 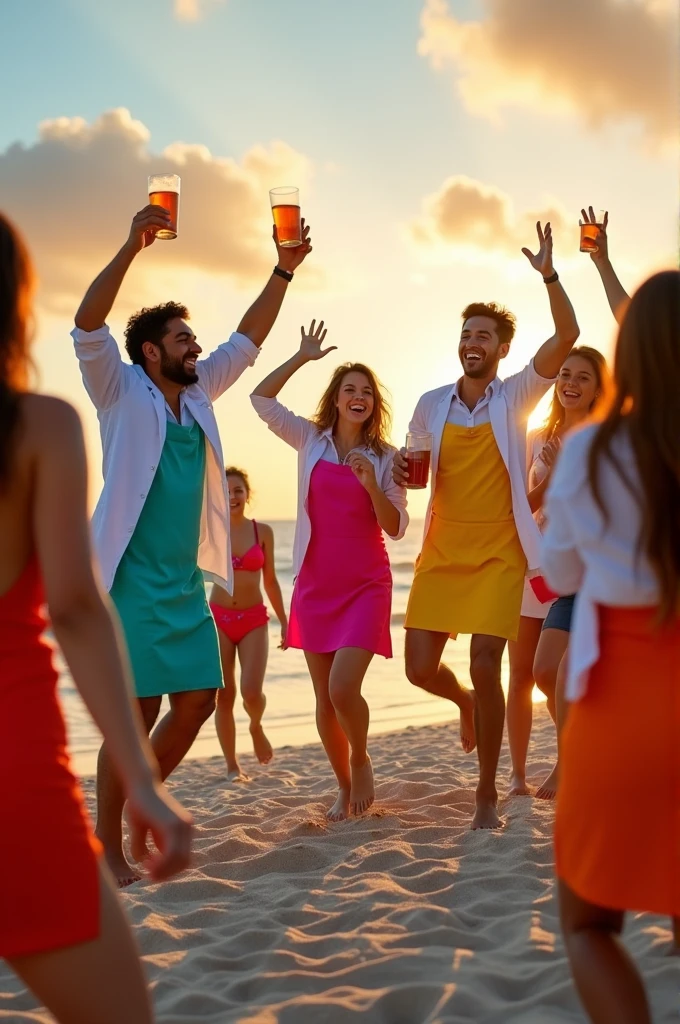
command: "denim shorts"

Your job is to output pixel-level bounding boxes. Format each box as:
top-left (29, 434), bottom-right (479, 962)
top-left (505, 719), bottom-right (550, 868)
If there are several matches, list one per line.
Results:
top-left (542, 594), bottom-right (576, 633)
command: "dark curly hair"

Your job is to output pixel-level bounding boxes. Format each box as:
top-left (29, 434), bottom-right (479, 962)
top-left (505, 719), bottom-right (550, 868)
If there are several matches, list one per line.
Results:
top-left (124, 301), bottom-right (189, 366)
top-left (461, 302), bottom-right (517, 348)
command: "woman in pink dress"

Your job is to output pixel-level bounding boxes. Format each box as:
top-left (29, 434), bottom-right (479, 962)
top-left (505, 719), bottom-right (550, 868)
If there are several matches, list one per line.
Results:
top-left (251, 321), bottom-right (408, 821)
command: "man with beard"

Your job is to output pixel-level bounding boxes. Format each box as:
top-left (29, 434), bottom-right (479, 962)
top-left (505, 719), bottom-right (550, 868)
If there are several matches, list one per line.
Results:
top-left (72, 203), bottom-right (312, 884)
top-left (393, 222), bottom-right (579, 830)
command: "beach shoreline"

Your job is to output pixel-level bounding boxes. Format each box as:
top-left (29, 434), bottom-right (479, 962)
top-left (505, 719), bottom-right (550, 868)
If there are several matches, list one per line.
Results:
top-left (1, 707), bottom-right (675, 1023)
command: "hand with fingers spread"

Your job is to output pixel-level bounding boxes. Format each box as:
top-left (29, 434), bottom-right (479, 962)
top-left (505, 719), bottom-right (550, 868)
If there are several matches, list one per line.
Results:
top-left (580, 206), bottom-right (609, 263)
top-left (125, 776), bottom-right (193, 881)
top-left (346, 451), bottom-right (378, 493)
top-left (522, 221), bottom-right (554, 278)
top-left (275, 219), bottom-right (313, 273)
top-left (126, 205), bottom-right (173, 254)
top-left (299, 319), bottom-right (337, 362)
top-left (539, 436), bottom-right (561, 471)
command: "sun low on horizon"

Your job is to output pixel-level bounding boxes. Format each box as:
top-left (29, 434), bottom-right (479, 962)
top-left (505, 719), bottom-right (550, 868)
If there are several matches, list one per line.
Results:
top-left (2, 0), bottom-right (678, 519)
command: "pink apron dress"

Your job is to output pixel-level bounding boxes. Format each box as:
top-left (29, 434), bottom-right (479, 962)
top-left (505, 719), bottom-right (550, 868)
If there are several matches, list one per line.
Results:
top-left (288, 459), bottom-right (393, 657)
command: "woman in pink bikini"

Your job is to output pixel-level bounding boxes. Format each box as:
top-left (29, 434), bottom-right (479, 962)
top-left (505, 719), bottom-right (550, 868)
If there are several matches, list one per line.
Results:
top-left (210, 468), bottom-right (287, 780)
top-left (251, 320), bottom-right (408, 821)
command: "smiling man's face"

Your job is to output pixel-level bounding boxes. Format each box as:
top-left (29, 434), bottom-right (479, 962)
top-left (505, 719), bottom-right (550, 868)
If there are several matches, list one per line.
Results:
top-left (458, 315), bottom-right (509, 380)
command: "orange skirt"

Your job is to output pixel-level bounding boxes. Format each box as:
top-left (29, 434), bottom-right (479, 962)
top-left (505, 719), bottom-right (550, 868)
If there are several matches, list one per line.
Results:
top-left (555, 606), bottom-right (680, 917)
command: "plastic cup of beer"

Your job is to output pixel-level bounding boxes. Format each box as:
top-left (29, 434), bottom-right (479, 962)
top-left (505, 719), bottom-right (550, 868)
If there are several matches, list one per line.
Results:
top-left (270, 186), bottom-right (302, 247)
top-left (148, 174), bottom-right (181, 240)
top-left (405, 431), bottom-right (433, 490)
top-left (579, 209), bottom-right (605, 253)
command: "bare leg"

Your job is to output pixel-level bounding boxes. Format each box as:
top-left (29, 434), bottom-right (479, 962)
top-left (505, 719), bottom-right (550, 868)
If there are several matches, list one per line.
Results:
top-left (150, 687), bottom-right (217, 780)
top-left (214, 630), bottom-right (249, 781)
top-left (237, 624), bottom-right (272, 765)
top-left (534, 628), bottom-right (569, 800)
top-left (328, 647), bottom-right (375, 815)
top-left (469, 634), bottom-right (506, 830)
top-left (507, 616), bottom-right (543, 796)
top-left (559, 880), bottom-right (651, 1024)
top-left (405, 627), bottom-right (477, 753)
top-left (8, 862), bottom-right (153, 1024)
top-left (95, 696), bottom-right (161, 887)
top-left (305, 651), bottom-right (351, 822)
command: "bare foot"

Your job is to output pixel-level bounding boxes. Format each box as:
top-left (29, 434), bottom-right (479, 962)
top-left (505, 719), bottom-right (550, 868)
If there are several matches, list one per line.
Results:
top-left (99, 841), bottom-right (142, 888)
top-left (536, 763), bottom-right (559, 800)
top-left (226, 766), bottom-right (251, 783)
top-left (508, 774), bottom-right (532, 797)
top-left (250, 724), bottom-right (273, 765)
top-left (459, 688), bottom-right (477, 754)
top-left (471, 798), bottom-right (503, 830)
top-left (327, 787), bottom-right (351, 822)
top-left (350, 756), bottom-right (375, 816)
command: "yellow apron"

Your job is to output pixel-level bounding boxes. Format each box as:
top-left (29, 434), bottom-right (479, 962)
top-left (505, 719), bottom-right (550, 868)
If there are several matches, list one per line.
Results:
top-left (405, 422), bottom-right (526, 641)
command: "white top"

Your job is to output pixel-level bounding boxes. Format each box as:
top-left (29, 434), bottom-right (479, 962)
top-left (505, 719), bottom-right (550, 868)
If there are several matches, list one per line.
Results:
top-left (72, 324), bottom-right (260, 595)
top-left (446, 379), bottom-right (494, 425)
top-left (409, 359), bottom-right (556, 572)
top-left (542, 423), bottom-right (659, 701)
top-left (164, 393), bottom-right (195, 426)
top-left (250, 394), bottom-right (408, 576)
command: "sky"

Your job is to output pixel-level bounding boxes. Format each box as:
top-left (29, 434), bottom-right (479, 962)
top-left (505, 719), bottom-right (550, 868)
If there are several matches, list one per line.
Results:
top-left (2, 0), bottom-right (678, 518)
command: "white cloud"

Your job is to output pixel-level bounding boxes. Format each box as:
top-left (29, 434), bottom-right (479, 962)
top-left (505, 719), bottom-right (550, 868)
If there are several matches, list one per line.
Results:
top-left (0, 108), bottom-right (316, 313)
top-left (174, 0), bottom-right (225, 22)
top-left (411, 174), bottom-right (574, 257)
top-left (418, 0), bottom-right (679, 146)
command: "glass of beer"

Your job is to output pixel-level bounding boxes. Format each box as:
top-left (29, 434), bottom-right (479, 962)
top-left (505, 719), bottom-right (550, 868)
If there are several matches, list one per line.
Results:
top-left (579, 209), bottom-right (605, 253)
top-left (405, 431), bottom-right (433, 489)
top-left (270, 186), bottom-right (302, 247)
top-left (148, 174), bottom-right (181, 240)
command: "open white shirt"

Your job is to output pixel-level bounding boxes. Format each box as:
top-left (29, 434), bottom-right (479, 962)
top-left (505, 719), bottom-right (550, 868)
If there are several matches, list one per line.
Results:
top-left (71, 324), bottom-right (260, 595)
top-left (541, 423), bottom-right (659, 701)
top-left (409, 360), bottom-right (556, 572)
top-left (250, 395), bottom-right (408, 576)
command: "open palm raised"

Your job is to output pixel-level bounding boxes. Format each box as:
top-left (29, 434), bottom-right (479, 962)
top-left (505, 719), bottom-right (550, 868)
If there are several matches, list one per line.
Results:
top-left (299, 320), bottom-right (337, 361)
top-left (521, 221), bottom-right (554, 277)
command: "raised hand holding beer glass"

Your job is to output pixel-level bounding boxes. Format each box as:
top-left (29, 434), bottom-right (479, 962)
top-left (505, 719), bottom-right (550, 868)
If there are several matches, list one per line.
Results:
top-left (580, 206), bottom-right (609, 261)
top-left (127, 204), bottom-right (173, 253)
top-left (275, 218), bottom-right (312, 273)
top-left (579, 206), bottom-right (607, 255)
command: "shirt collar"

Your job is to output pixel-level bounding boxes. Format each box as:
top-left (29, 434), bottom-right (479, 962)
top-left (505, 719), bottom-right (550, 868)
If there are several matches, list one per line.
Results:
top-left (452, 375), bottom-right (500, 402)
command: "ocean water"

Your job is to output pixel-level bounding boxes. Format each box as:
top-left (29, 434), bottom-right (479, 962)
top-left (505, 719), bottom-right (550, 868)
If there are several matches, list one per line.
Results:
top-left (60, 519), bottom-right (531, 775)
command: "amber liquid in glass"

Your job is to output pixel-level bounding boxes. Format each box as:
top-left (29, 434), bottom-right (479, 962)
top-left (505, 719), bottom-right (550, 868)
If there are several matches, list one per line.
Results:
top-left (150, 191), bottom-right (179, 239)
top-left (405, 450), bottom-right (431, 489)
top-left (272, 203), bottom-right (301, 247)
top-left (579, 222), bottom-right (601, 253)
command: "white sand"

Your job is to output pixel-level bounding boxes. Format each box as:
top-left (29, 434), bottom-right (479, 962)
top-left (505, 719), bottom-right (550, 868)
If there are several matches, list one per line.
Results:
top-left (1, 707), bottom-right (677, 1022)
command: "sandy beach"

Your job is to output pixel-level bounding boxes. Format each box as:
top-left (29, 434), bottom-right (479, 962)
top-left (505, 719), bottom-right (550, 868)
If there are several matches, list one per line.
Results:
top-left (1, 706), bottom-right (676, 1023)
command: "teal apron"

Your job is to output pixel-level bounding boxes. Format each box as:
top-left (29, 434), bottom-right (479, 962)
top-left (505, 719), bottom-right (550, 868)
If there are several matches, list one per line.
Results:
top-left (110, 419), bottom-right (222, 698)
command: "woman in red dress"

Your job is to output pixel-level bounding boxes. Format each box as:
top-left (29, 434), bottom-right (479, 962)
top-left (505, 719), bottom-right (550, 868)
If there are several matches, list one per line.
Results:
top-left (0, 212), bottom-right (192, 1023)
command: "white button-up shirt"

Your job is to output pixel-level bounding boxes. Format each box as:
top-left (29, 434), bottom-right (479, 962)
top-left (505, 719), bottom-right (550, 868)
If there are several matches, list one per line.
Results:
top-left (542, 423), bottom-right (659, 701)
top-left (409, 360), bottom-right (556, 571)
top-left (250, 395), bottom-right (408, 576)
top-left (72, 324), bottom-right (260, 595)
top-left (446, 378), bottom-right (496, 425)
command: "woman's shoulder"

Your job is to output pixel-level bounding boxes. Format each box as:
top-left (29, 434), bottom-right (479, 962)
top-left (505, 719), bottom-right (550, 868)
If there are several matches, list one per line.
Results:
top-left (550, 423), bottom-right (599, 498)
top-left (19, 393), bottom-right (83, 446)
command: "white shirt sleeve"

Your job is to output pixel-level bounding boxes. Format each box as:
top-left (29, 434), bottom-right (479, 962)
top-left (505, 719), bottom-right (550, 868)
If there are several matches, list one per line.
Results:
top-left (196, 332), bottom-right (260, 403)
top-left (379, 451), bottom-right (409, 540)
top-left (71, 324), bottom-right (129, 411)
top-left (541, 440), bottom-right (586, 595)
top-left (503, 358), bottom-right (556, 416)
top-left (250, 394), bottom-right (316, 451)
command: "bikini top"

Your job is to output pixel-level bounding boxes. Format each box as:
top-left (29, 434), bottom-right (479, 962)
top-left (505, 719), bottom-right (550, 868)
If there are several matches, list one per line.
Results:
top-left (232, 521), bottom-right (265, 572)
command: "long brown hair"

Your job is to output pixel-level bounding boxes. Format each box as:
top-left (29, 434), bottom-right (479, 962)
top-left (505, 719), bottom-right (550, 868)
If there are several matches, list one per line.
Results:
top-left (311, 362), bottom-right (392, 455)
top-left (541, 346), bottom-right (611, 439)
top-left (0, 213), bottom-right (35, 488)
top-left (587, 270), bottom-right (680, 622)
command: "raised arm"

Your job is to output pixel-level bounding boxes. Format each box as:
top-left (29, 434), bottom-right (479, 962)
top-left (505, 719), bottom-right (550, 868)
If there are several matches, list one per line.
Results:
top-left (74, 206), bottom-right (171, 331)
top-left (32, 396), bottom-right (191, 880)
top-left (581, 207), bottom-right (630, 325)
top-left (522, 221), bottom-right (580, 379)
top-left (237, 221), bottom-right (313, 348)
